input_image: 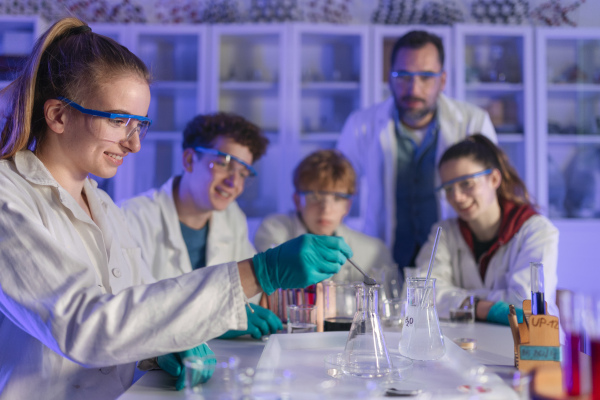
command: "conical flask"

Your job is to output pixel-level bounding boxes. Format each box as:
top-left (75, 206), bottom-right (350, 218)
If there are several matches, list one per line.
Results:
top-left (342, 283), bottom-right (393, 378)
top-left (399, 277), bottom-right (445, 360)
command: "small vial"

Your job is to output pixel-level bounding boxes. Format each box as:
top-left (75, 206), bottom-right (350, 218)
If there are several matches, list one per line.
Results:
top-left (530, 262), bottom-right (545, 315)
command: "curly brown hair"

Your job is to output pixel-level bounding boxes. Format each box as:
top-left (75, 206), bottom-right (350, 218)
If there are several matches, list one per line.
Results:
top-left (182, 112), bottom-right (269, 162)
top-left (293, 150), bottom-right (356, 194)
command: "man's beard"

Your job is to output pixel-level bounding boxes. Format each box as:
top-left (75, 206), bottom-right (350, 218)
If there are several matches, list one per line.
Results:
top-left (394, 96), bottom-right (436, 126)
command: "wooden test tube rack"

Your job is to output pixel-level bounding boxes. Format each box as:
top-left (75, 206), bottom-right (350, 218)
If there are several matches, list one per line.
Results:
top-left (512, 299), bottom-right (561, 374)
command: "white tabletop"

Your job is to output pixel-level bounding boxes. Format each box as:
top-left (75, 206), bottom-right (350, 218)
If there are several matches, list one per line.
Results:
top-left (118, 321), bottom-right (516, 399)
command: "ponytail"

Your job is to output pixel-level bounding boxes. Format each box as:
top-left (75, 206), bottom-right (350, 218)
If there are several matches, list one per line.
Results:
top-left (439, 134), bottom-right (532, 206)
top-left (0, 17), bottom-right (150, 159)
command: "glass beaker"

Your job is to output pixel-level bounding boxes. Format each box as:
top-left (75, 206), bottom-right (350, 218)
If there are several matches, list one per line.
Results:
top-left (323, 281), bottom-right (356, 331)
top-left (342, 283), bottom-right (393, 378)
top-left (399, 278), bottom-right (445, 361)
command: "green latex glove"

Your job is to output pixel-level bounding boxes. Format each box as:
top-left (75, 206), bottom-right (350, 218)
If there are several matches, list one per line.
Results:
top-left (219, 303), bottom-right (283, 339)
top-left (157, 343), bottom-right (215, 391)
top-left (486, 301), bottom-right (524, 325)
top-left (252, 234), bottom-right (353, 295)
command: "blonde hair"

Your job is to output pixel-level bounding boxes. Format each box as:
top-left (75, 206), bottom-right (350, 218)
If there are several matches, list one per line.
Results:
top-left (293, 150), bottom-right (356, 194)
top-left (0, 17), bottom-right (150, 159)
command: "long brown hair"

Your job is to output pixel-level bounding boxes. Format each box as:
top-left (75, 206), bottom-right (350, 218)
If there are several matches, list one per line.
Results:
top-left (0, 17), bottom-right (150, 159)
top-left (439, 134), bottom-right (532, 206)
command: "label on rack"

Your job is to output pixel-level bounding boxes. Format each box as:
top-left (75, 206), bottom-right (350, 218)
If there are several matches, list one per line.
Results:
top-left (519, 345), bottom-right (561, 361)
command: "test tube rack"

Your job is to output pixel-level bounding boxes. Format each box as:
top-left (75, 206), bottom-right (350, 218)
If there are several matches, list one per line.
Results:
top-left (512, 299), bottom-right (561, 374)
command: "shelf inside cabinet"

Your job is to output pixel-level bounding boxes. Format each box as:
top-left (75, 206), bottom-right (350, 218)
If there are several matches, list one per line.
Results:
top-left (219, 90), bottom-right (280, 132)
top-left (300, 33), bottom-right (362, 84)
top-left (300, 133), bottom-right (340, 141)
top-left (151, 81), bottom-right (199, 91)
top-left (138, 34), bottom-right (199, 82)
top-left (220, 81), bottom-right (278, 90)
top-left (548, 134), bottom-right (600, 145)
top-left (546, 141), bottom-right (600, 219)
top-left (145, 131), bottom-right (183, 141)
top-left (301, 81), bottom-right (360, 91)
top-left (148, 88), bottom-right (197, 132)
top-left (547, 83), bottom-right (600, 92)
top-left (546, 38), bottom-right (600, 86)
top-left (464, 35), bottom-right (524, 84)
top-left (466, 91), bottom-right (524, 134)
top-left (465, 83), bottom-right (524, 92)
top-left (219, 34), bottom-right (280, 83)
top-left (497, 133), bottom-right (524, 143)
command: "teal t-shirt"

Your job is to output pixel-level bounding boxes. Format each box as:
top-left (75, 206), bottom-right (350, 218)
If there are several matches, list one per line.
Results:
top-left (180, 221), bottom-right (209, 270)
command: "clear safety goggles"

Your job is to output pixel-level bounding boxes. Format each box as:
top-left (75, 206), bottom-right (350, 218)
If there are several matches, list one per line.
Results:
top-left (390, 70), bottom-right (443, 85)
top-left (194, 146), bottom-right (257, 180)
top-left (57, 96), bottom-right (152, 142)
top-left (436, 168), bottom-right (493, 197)
top-left (297, 190), bottom-right (352, 207)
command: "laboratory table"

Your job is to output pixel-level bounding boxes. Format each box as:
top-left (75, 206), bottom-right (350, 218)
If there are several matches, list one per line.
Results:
top-left (118, 321), bottom-right (518, 399)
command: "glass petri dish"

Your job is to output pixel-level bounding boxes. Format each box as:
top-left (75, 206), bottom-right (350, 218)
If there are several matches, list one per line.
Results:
top-left (324, 351), bottom-right (412, 381)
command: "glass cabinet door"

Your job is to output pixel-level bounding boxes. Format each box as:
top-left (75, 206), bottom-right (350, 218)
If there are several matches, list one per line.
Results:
top-left (210, 24), bottom-right (286, 217)
top-left (287, 24), bottom-right (369, 220)
top-left (537, 28), bottom-right (600, 219)
top-left (454, 24), bottom-right (534, 198)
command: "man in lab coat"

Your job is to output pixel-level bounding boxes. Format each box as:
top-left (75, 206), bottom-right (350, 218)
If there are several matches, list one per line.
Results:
top-left (337, 30), bottom-right (497, 274)
top-left (121, 112), bottom-right (280, 339)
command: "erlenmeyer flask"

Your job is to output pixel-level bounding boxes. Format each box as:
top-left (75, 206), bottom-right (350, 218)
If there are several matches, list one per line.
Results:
top-left (399, 278), bottom-right (445, 360)
top-left (342, 283), bottom-right (393, 378)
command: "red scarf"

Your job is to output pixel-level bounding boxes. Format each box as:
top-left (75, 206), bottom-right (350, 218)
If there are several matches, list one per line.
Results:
top-left (458, 200), bottom-right (538, 281)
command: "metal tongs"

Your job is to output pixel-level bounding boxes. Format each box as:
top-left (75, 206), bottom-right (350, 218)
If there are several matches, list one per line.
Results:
top-left (347, 258), bottom-right (377, 285)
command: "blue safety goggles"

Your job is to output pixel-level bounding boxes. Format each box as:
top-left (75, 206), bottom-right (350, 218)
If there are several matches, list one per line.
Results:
top-left (436, 169), bottom-right (493, 194)
top-left (57, 96), bottom-right (152, 142)
top-left (390, 70), bottom-right (443, 81)
top-left (194, 146), bottom-right (257, 178)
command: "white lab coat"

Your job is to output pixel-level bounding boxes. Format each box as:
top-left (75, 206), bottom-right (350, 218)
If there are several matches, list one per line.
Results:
top-left (120, 177), bottom-right (261, 303)
top-left (254, 212), bottom-right (400, 298)
top-left (337, 94), bottom-right (497, 248)
top-left (415, 216), bottom-right (559, 320)
top-left (0, 151), bottom-right (247, 400)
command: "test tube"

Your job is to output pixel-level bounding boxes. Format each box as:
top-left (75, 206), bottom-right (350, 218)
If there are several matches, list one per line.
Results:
top-left (530, 262), bottom-right (545, 315)
top-left (560, 291), bottom-right (582, 396)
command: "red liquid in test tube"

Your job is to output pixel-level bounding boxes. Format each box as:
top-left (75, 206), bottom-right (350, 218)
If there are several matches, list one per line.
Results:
top-left (564, 331), bottom-right (581, 395)
top-left (593, 339), bottom-right (600, 400)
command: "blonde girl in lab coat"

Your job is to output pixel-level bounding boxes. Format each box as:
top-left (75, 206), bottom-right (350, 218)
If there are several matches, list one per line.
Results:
top-left (415, 134), bottom-right (558, 324)
top-left (121, 113), bottom-right (283, 339)
top-left (0, 18), bottom-right (352, 399)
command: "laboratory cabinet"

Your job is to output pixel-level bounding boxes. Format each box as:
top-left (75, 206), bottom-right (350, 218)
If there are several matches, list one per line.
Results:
top-left (536, 27), bottom-right (600, 220)
top-left (7, 19), bottom-right (597, 233)
top-left (454, 24), bottom-right (535, 197)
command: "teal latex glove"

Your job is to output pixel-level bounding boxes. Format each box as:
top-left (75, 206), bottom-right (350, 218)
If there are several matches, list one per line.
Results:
top-left (219, 303), bottom-right (283, 339)
top-left (486, 301), bottom-right (524, 325)
top-left (252, 234), bottom-right (353, 295)
top-left (157, 343), bottom-right (215, 391)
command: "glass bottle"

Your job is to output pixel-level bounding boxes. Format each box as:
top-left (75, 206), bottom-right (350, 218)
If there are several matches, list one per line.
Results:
top-left (399, 278), bottom-right (445, 361)
top-left (342, 283), bottom-right (393, 378)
